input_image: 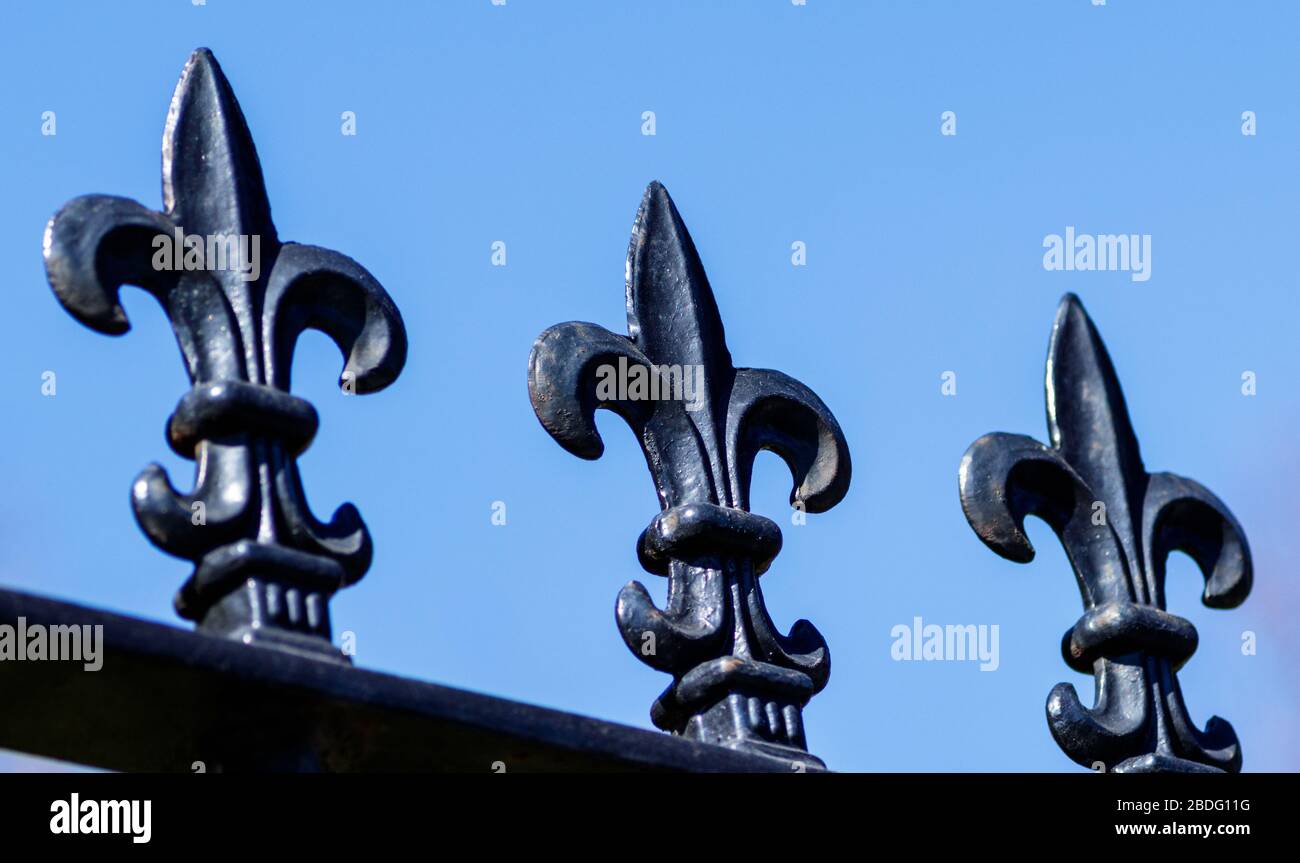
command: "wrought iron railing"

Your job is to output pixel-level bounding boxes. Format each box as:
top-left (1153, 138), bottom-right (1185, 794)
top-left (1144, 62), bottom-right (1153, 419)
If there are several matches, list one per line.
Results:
top-left (2, 49), bottom-right (1252, 773)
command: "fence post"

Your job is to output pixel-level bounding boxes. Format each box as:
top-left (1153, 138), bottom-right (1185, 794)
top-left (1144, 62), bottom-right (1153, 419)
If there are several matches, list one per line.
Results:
top-left (958, 293), bottom-right (1251, 772)
top-left (527, 182), bottom-right (851, 768)
top-left (42, 48), bottom-right (406, 661)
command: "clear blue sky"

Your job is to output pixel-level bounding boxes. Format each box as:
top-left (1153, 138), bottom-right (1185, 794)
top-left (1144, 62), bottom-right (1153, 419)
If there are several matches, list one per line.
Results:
top-left (1, 1), bottom-right (1295, 772)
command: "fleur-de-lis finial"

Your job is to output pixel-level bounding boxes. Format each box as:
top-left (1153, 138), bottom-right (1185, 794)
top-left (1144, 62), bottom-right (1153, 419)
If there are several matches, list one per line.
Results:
top-left (958, 294), bottom-right (1250, 772)
top-left (42, 49), bottom-right (406, 661)
top-left (528, 182), bottom-right (851, 767)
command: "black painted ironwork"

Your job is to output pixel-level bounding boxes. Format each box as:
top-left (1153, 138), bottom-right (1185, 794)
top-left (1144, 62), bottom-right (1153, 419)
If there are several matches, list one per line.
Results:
top-left (41, 49), bottom-right (406, 661)
top-left (958, 293), bottom-right (1251, 772)
top-left (16, 48), bottom-right (1261, 777)
top-left (527, 182), bottom-right (851, 768)
top-left (0, 587), bottom-right (791, 773)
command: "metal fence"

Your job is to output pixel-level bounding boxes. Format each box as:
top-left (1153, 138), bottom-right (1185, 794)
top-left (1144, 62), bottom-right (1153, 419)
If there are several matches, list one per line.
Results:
top-left (3, 49), bottom-right (1251, 773)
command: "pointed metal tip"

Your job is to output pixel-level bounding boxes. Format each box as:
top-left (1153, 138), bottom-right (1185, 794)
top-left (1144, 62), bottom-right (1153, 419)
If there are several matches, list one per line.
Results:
top-left (1055, 292), bottom-right (1086, 319)
top-left (630, 181), bottom-right (687, 262)
top-left (162, 45), bottom-right (275, 240)
top-left (1045, 287), bottom-right (1144, 474)
top-left (634, 181), bottom-right (690, 241)
top-left (174, 47), bottom-right (231, 101)
top-left (178, 47), bottom-right (224, 85)
top-left (1050, 293), bottom-right (1095, 347)
top-left (624, 180), bottom-right (732, 373)
top-left (638, 181), bottom-right (672, 218)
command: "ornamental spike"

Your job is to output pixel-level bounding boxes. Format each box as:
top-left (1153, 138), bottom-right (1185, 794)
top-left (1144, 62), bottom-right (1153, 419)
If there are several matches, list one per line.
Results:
top-left (959, 294), bottom-right (1251, 772)
top-left (43, 49), bottom-right (406, 661)
top-left (529, 182), bottom-right (850, 768)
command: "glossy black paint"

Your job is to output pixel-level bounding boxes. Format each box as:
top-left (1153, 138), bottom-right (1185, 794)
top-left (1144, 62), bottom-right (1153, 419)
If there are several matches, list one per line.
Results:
top-left (0, 587), bottom-right (802, 773)
top-left (959, 294), bottom-right (1251, 772)
top-left (42, 49), bottom-right (406, 660)
top-left (20, 49), bottom-right (1258, 775)
top-left (528, 182), bottom-right (851, 768)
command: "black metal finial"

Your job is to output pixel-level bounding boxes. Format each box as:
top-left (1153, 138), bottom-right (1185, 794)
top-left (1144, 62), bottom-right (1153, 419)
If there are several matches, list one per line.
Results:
top-left (527, 182), bottom-right (851, 767)
top-left (42, 48), bottom-right (406, 661)
top-left (958, 294), bottom-right (1251, 772)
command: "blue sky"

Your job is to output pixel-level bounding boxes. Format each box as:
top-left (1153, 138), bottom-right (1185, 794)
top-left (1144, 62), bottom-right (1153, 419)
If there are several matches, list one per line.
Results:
top-left (1, 1), bottom-right (1295, 772)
